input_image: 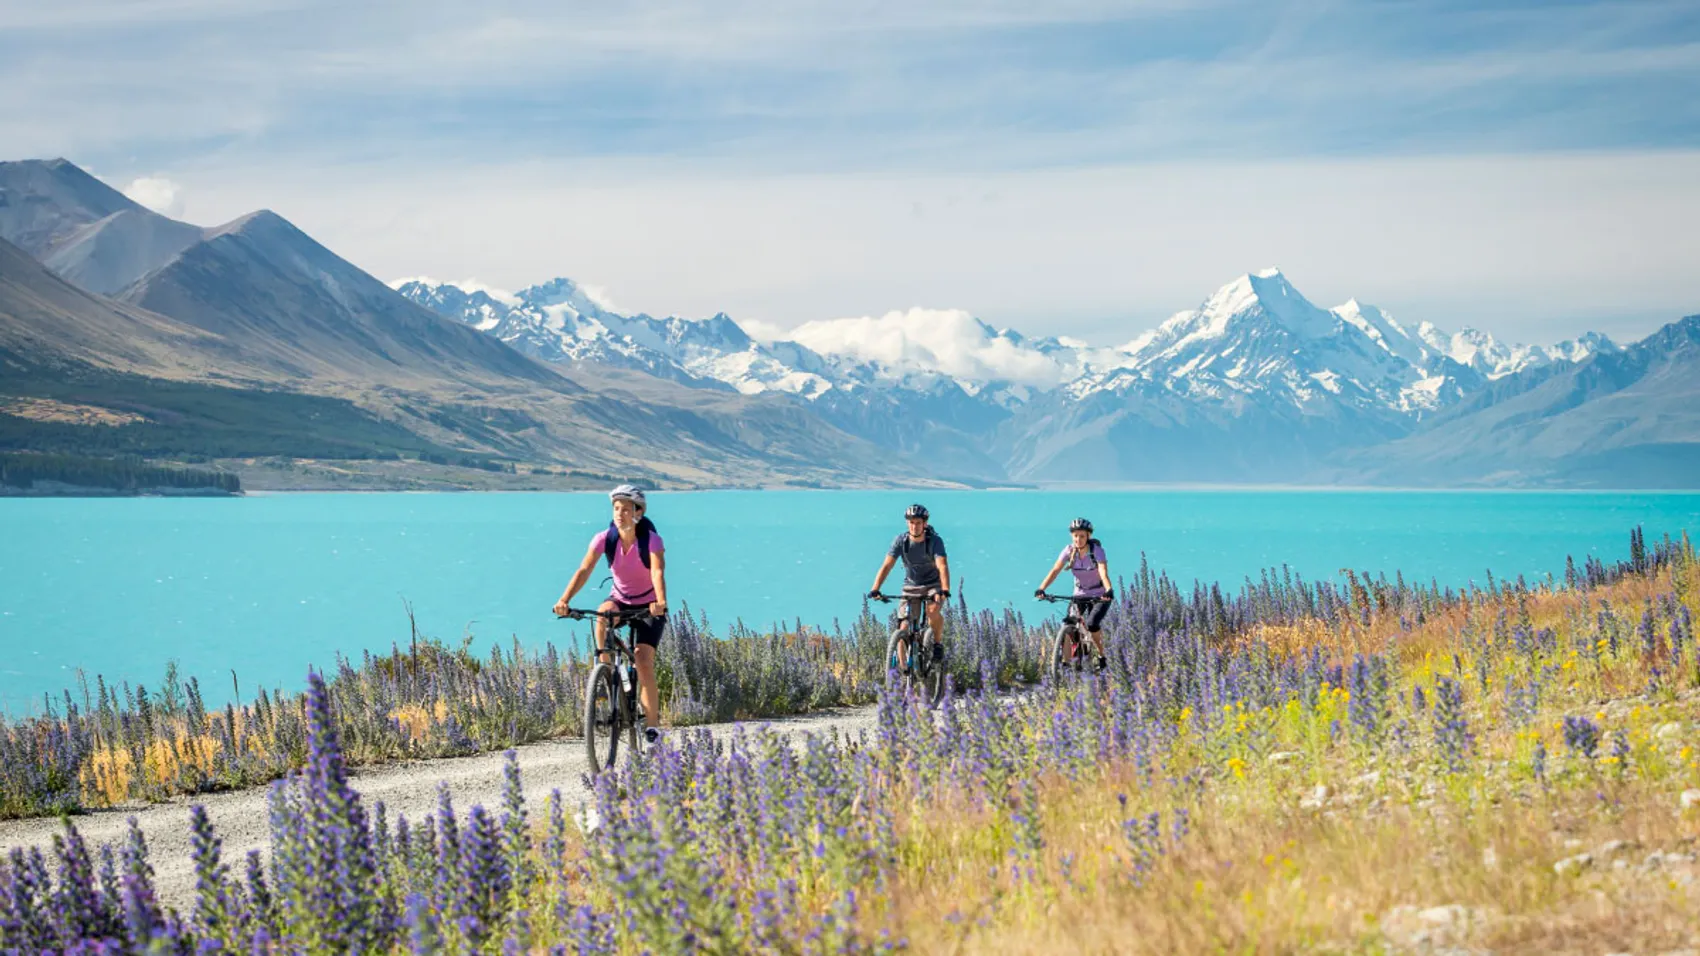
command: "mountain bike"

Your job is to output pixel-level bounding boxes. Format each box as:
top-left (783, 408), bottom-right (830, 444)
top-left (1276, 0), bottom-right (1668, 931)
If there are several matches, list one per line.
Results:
top-left (1036, 592), bottom-right (1111, 679)
top-left (870, 588), bottom-right (945, 707)
top-left (557, 606), bottom-right (653, 773)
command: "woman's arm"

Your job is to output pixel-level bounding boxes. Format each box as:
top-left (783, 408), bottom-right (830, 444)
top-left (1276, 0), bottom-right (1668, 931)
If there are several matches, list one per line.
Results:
top-left (649, 552), bottom-right (668, 615)
top-left (553, 542), bottom-right (603, 614)
top-left (1037, 557), bottom-right (1066, 594)
top-left (1096, 559), bottom-right (1113, 595)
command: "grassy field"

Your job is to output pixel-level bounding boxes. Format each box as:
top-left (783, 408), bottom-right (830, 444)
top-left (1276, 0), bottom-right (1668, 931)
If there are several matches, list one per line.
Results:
top-left (1, 530), bottom-right (1696, 953)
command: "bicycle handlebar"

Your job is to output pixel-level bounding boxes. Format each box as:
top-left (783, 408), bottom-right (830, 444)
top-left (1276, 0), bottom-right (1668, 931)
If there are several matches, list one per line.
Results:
top-left (555, 607), bottom-right (655, 623)
top-left (1035, 592), bottom-right (1112, 603)
top-left (866, 588), bottom-right (945, 603)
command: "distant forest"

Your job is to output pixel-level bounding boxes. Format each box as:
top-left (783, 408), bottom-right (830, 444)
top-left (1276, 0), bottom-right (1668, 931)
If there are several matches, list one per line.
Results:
top-left (0, 452), bottom-right (240, 494)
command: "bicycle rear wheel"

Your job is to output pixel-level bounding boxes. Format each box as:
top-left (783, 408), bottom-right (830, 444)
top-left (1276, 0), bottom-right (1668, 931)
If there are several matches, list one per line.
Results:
top-left (584, 663), bottom-right (622, 772)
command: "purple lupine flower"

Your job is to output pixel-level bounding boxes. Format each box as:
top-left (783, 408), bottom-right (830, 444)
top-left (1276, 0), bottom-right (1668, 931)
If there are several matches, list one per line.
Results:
top-left (1562, 715), bottom-right (1601, 758)
top-left (187, 805), bottom-right (229, 938)
top-left (235, 848), bottom-right (270, 935)
top-left (1432, 677), bottom-right (1473, 774)
top-left (498, 750), bottom-right (531, 894)
top-left (51, 818), bottom-right (110, 944)
top-left (403, 891), bottom-right (441, 954)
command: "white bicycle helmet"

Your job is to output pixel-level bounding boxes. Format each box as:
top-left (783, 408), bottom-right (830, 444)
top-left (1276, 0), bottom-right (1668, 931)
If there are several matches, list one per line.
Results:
top-left (609, 484), bottom-right (647, 508)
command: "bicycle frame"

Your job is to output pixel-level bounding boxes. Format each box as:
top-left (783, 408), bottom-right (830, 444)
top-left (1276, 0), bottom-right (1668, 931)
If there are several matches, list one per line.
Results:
top-left (1037, 592), bottom-right (1109, 677)
top-left (558, 606), bottom-right (654, 772)
top-left (871, 588), bottom-right (945, 707)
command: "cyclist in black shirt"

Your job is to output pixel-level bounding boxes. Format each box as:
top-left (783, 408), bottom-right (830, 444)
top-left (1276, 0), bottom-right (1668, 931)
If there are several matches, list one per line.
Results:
top-left (867, 503), bottom-right (951, 662)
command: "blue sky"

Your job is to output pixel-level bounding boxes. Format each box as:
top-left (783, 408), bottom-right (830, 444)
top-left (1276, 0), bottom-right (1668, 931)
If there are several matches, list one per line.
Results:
top-left (2, 0), bottom-right (1698, 342)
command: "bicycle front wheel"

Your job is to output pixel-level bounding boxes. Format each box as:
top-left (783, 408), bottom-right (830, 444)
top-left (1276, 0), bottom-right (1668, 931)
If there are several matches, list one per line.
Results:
top-left (1048, 625), bottom-right (1083, 680)
top-left (884, 627), bottom-right (910, 682)
top-left (916, 627), bottom-right (945, 708)
top-left (584, 663), bottom-right (622, 773)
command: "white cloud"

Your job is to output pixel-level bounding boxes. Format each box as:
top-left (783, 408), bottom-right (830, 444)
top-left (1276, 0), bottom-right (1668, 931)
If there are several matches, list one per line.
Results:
top-left (122, 176), bottom-right (183, 215)
top-left (737, 317), bottom-right (790, 343)
top-left (575, 282), bottom-right (623, 315)
top-left (450, 278), bottom-right (522, 307)
top-left (787, 307), bottom-right (1071, 386)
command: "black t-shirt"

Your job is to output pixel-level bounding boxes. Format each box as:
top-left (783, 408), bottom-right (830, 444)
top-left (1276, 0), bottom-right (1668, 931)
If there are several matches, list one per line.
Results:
top-left (888, 528), bottom-right (946, 589)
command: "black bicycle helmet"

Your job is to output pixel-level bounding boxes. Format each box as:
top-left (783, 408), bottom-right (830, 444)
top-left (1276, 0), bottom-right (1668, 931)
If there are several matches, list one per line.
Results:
top-left (1069, 517), bottom-right (1093, 533)
top-left (905, 503), bottom-right (929, 520)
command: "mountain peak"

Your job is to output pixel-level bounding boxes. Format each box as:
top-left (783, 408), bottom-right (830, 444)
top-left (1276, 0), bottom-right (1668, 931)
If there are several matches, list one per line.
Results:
top-left (0, 158), bottom-right (145, 247)
top-left (202, 209), bottom-right (301, 247)
top-left (518, 276), bottom-right (618, 318)
top-left (1197, 268), bottom-right (1335, 340)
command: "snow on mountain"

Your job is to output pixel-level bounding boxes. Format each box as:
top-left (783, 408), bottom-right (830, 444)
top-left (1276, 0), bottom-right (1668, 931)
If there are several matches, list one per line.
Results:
top-left (1071, 269), bottom-right (1475, 416)
top-left (392, 277), bottom-right (839, 395)
top-left (396, 271), bottom-right (1613, 432)
top-left (392, 278), bottom-right (518, 331)
top-left (1414, 322), bottom-right (1618, 379)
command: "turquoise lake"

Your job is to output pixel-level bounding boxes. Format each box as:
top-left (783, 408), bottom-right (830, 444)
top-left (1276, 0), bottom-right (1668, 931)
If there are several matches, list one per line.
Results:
top-left (3, 489), bottom-right (1698, 714)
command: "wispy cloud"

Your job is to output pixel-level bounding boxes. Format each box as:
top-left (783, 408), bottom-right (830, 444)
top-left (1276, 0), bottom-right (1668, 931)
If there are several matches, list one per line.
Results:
top-left (2, 0), bottom-right (1697, 169)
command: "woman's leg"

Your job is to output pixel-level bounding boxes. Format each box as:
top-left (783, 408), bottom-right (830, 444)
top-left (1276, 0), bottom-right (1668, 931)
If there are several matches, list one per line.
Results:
top-left (1084, 600), bottom-right (1110, 662)
top-left (595, 599), bottom-right (617, 665)
top-left (634, 644), bottom-right (660, 729)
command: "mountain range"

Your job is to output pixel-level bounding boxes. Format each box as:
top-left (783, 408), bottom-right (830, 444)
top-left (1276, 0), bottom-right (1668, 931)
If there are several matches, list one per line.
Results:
top-left (0, 158), bottom-right (937, 489)
top-left (2, 157), bottom-right (1694, 488)
top-left (396, 267), bottom-right (1685, 486)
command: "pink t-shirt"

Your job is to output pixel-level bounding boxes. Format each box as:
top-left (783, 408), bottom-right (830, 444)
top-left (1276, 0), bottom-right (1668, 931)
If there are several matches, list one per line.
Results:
top-left (591, 529), bottom-right (664, 603)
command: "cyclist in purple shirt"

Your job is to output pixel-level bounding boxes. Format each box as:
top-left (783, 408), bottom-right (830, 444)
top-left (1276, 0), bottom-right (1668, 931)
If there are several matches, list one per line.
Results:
top-left (1036, 517), bottom-right (1112, 671)
top-left (554, 484), bottom-right (669, 749)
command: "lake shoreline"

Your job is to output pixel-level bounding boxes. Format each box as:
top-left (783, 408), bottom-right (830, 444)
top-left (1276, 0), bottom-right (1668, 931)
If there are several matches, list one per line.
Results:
top-left (4, 489), bottom-right (1696, 715)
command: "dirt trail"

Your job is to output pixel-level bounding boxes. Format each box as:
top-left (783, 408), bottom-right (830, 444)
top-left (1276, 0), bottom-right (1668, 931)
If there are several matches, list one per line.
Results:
top-left (0, 705), bottom-right (881, 907)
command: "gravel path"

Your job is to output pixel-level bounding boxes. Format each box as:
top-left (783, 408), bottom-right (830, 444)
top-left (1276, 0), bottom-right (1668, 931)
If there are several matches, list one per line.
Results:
top-left (0, 705), bottom-right (881, 907)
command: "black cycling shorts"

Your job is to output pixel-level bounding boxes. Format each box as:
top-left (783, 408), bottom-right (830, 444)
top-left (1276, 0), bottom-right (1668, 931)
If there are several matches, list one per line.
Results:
top-left (1074, 597), bottom-right (1110, 632)
top-left (612, 600), bottom-right (667, 648)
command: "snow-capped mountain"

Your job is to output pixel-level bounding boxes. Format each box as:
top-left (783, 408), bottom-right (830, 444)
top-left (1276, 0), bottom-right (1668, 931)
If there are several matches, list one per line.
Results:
top-left (1073, 269), bottom-right (1478, 418)
top-left (393, 276), bottom-right (834, 394)
top-left (395, 270), bottom-right (1620, 482)
top-left (1415, 324), bottom-right (1617, 379)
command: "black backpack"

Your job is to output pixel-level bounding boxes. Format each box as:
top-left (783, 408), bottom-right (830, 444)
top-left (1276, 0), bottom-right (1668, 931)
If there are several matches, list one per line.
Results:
top-left (604, 517), bottom-right (658, 568)
top-left (1070, 537), bottom-right (1103, 564)
top-left (902, 526), bottom-right (942, 564)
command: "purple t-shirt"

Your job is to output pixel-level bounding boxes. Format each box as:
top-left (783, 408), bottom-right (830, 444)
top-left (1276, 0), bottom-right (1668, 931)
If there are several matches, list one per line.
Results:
top-left (591, 529), bottom-right (664, 603)
top-left (1058, 541), bottom-right (1107, 597)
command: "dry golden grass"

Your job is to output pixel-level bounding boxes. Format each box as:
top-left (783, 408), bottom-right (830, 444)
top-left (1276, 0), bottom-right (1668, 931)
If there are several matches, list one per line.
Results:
top-left (388, 700), bottom-right (450, 742)
top-left (77, 717), bottom-right (227, 804)
top-left (874, 557), bottom-right (1700, 954)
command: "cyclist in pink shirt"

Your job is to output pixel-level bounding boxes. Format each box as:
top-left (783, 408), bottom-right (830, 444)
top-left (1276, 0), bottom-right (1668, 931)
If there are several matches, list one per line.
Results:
top-left (554, 485), bottom-right (669, 748)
